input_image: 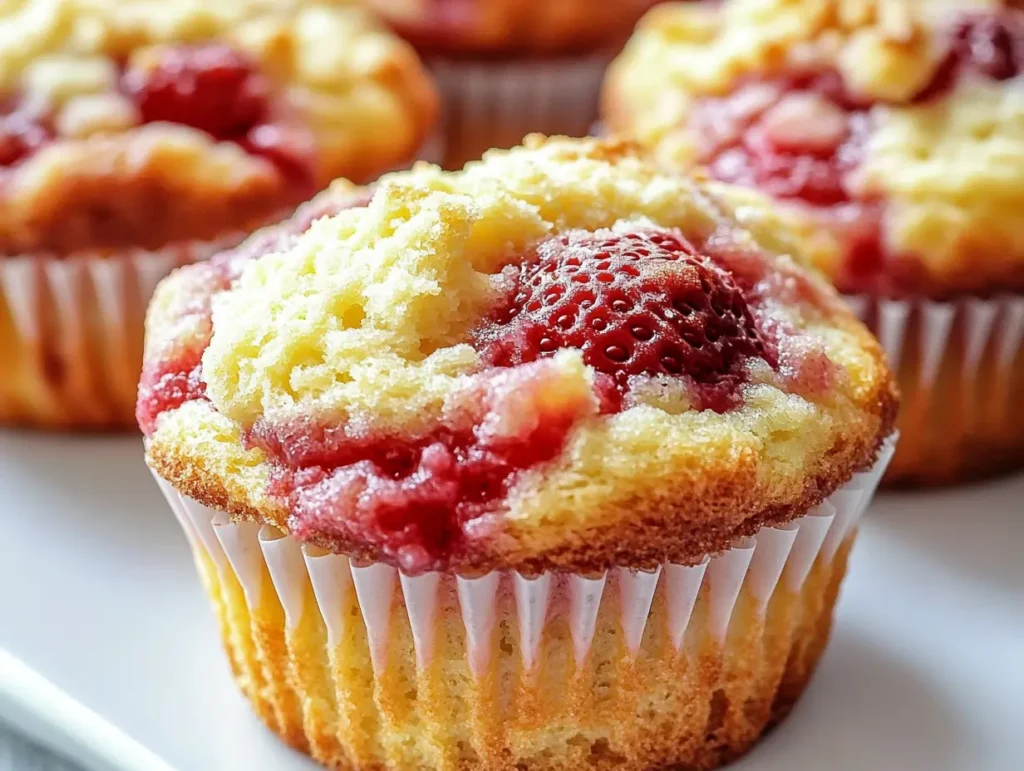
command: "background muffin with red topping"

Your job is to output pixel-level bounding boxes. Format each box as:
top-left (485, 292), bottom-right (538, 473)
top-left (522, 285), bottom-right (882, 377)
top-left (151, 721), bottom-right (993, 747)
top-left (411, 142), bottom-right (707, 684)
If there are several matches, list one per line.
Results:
top-left (367, 0), bottom-right (659, 168)
top-left (604, 0), bottom-right (1024, 484)
top-left (0, 0), bottom-right (437, 430)
top-left (143, 136), bottom-right (897, 770)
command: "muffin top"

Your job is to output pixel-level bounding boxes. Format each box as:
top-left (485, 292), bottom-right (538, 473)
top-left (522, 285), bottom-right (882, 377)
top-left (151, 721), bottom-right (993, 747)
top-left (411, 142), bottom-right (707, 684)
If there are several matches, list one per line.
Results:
top-left (604, 0), bottom-right (1024, 297)
top-left (140, 136), bottom-right (897, 575)
top-left (0, 0), bottom-right (436, 257)
top-left (364, 0), bottom-right (659, 56)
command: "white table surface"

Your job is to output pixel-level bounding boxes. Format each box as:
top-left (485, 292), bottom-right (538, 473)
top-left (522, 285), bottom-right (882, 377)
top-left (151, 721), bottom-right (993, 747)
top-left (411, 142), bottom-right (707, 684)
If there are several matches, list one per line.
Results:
top-left (1, 431), bottom-right (1022, 771)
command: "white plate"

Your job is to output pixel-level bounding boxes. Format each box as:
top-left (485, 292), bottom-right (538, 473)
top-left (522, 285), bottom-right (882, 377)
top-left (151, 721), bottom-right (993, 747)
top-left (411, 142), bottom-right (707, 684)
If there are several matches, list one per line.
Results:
top-left (1, 432), bottom-right (1022, 771)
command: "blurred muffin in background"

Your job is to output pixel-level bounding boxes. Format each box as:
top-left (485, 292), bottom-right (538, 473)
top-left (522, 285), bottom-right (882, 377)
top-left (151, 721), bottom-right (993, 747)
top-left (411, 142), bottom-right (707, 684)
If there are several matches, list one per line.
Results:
top-left (368, 0), bottom-right (660, 167)
top-left (0, 0), bottom-right (436, 431)
top-left (604, 0), bottom-right (1024, 485)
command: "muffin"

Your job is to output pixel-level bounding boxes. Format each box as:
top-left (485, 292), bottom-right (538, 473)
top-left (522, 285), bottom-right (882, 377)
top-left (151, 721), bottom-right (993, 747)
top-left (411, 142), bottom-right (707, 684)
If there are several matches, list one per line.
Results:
top-left (367, 0), bottom-right (659, 168)
top-left (142, 136), bottom-right (897, 770)
top-left (0, 0), bottom-right (437, 430)
top-left (603, 0), bottom-right (1024, 484)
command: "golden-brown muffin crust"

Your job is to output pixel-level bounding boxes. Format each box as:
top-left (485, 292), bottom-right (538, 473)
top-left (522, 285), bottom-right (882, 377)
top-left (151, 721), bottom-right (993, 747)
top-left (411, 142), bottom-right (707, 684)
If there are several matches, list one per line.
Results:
top-left (0, 0), bottom-right (437, 256)
top-left (366, 0), bottom-right (660, 56)
top-left (144, 136), bottom-right (897, 574)
top-left (603, 0), bottom-right (1024, 297)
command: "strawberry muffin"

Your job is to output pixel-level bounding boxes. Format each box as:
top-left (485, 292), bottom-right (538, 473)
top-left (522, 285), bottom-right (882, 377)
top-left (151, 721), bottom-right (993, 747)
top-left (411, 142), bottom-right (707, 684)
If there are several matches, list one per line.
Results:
top-left (142, 137), bottom-right (897, 770)
top-left (604, 0), bottom-right (1024, 484)
top-left (367, 0), bottom-right (659, 168)
top-left (0, 0), bottom-right (437, 430)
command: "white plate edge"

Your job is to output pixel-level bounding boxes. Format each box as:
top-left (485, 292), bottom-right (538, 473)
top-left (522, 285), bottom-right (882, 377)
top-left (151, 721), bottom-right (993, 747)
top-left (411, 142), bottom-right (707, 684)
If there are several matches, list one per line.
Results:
top-left (0, 647), bottom-right (178, 771)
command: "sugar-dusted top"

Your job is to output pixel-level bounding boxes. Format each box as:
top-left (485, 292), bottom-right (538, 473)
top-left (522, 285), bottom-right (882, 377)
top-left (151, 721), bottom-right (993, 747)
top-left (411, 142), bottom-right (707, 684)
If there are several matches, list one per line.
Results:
top-left (142, 136), bottom-right (897, 574)
top-left (604, 0), bottom-right (1024, 297)
top-left (0, 0), bottom-right (436, 255)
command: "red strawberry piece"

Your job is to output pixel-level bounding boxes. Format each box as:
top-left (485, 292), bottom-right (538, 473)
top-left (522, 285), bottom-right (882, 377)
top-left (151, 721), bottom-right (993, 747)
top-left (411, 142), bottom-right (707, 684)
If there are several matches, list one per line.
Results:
top-left (475, 229), bottom-right (773, 406)
top-left (240, 123), bottom-right (316, 191)
top-left (696, 75), bottom-right (869, 207)
top-left (123, 43), bottom-right (268, 140)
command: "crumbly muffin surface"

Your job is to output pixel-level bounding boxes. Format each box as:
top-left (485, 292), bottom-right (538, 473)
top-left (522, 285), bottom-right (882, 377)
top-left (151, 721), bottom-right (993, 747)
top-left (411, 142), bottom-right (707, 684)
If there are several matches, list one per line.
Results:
top-left (143, 136), bottom-right (897, 574)
top-left (0, 0), bottom-right (436, 255)
top-left (604, 0), bottom-right (1024, 296)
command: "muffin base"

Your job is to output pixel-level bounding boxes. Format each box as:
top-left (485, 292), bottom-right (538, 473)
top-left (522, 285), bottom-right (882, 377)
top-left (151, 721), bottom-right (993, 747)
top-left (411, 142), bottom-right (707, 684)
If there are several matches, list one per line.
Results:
top-left (430, 55), bottom-right (610, 169)
top-left (154, 441), bottom-right (892, 771)
top-left (849, 295), bottom-right (1024, 486)
top-left (0, 241), bottom-right (235, 431)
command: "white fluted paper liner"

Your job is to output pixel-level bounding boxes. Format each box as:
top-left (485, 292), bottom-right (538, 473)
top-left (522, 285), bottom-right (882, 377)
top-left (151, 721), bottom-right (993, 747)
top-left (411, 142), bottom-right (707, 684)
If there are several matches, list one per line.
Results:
top-left (214, 517), bottom-right (264, 609)
top-left (705, 541), bottom-right (754, 643)
top-left (303, 550), bottom-right (352, 649)
top-left (158, 435), bottom-right (894, 677)
top-left (568, 572), bottom-right (607, 666)
top-left (746, 526), bottom-right (798, 612)
top-left (847, 294), bottom-right (1024, 389)
top-left (456, 573), bottom-right (502, 678)
top-left (618, 566), bottom-right (662, 656)
top-left (514, 573), bottom-right (552, 671)
top-left (429, 54), bottom-right (611, 166)
top-left (848, 294), bottom-right (1023, 481)
top-left (0, 235), bottom-right (240, 426)
top-left (400, 571), bottom-right (441, 669)
top-left (352, 563), bottom-right (398, 673)
top-left (663, 561), bottom-right (707, 651)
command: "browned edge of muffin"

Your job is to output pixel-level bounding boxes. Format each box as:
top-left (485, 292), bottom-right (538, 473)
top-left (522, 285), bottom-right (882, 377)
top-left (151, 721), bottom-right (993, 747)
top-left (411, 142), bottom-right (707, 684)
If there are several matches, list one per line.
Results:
top-left (148, 355), bottom-right (897, 576)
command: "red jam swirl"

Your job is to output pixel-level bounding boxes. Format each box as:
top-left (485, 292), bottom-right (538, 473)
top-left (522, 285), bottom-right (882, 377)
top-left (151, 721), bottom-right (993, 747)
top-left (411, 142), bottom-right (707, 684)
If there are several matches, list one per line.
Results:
top-left (697, 71), bottom-right (871, 208)
top-left (256, 360), bottom-right (595, 573)
top-left (122, 44), bottom-right (268, 142)
top-left (123, 43), bottom-right (314, 188)
top-left (695, 11), bottom-right (1023, 296)
top-left (1, 43), bottom-right (312, 184)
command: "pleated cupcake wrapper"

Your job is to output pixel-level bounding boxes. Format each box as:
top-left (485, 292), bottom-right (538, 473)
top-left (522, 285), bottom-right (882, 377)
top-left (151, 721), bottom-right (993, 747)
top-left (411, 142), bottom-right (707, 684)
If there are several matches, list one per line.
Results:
top-left (846, 294), bottom-right (1024, 391)
top-left (0, 234), bottom-right (240, 427)
top-left (156, 435), bottom-right (894, 677)
top-left (428, 54), bottom-right (611, 167)
top-left (846, 293), bottom-right (1024, 481)
top-left (0, 238), bottom-right (234, 350)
